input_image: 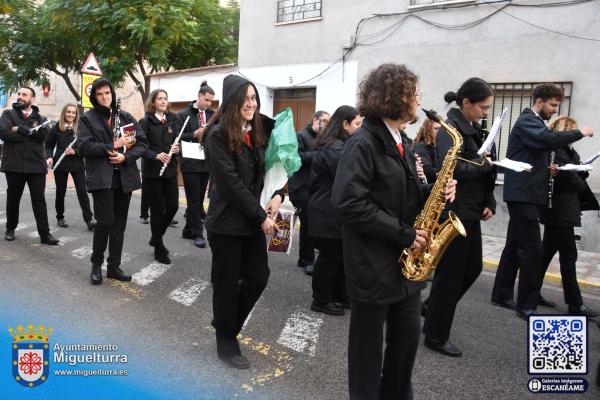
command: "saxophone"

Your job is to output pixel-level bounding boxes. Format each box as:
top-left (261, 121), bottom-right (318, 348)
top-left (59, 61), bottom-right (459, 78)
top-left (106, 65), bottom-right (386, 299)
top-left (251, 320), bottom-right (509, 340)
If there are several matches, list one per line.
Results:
top-left (399, 109), bottom-right (467, 281)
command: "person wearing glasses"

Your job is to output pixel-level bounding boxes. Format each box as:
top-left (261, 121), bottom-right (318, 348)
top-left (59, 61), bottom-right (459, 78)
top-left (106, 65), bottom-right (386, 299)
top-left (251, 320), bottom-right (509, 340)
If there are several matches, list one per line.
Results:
top-left (288, 110), bottom-right (330, 275)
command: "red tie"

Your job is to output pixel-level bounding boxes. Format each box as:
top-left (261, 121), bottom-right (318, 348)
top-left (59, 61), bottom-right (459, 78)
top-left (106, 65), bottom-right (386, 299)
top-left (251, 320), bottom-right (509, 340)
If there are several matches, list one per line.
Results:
top-left (200, 111), bottom-right (205, 126)
top-left (161, 118), bottom-right (165, 125)
top-left (107, 118), bottom-right (112, 128)
top-left (243, 132), bottom-right (252, 148)
top-left (23, 112), bottom-right (29, 119)
top-left (396, 142), bottom-right (404, 157)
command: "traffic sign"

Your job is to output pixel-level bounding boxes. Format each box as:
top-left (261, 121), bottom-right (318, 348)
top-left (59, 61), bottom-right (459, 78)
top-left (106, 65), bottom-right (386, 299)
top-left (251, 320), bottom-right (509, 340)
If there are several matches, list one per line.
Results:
top-left (81, 73), bottom-right (98, 108)
top-left (81, 52), bottom-right (103, 76)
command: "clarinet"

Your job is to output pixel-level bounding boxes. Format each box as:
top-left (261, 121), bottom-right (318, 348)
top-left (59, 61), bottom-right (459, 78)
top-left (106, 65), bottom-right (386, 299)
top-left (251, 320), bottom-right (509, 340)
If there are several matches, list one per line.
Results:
top-left (480, 118), bottom-right (489, 142)
top-left (112, 99), bottom-right (123, 151)
top-left (548, 150), bottom-right (556, 208)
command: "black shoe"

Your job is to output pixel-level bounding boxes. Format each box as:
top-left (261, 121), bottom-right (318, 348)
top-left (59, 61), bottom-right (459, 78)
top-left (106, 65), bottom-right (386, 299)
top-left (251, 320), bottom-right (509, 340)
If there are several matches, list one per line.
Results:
top-left (194, 236), bottom-right (207, 248)
top-left (140, 217), bottom-right (149, 224)
top-left (85, 220), bottom-right (97, 231)
top-left (421, 301), bottom-right (428, 317)
top-left (182, 231), bottom-right (195, 240)
top-left (57, 218), bottom-right (68, 228)
top-left (90, 264), bottom-right (103, 285)
top-left (40, 234), bottom-right (59, 245)
top-left (334, 301), bottom-right (351, 310)
top-left (424, 337), bottom-right (463, 357)
top-left (311, 301), bottom-right (345, 316)
top-left (5, 229), bottom-right (15, 241)
top-left (538, 296), bottom-right (557, 308)
top-left (491, 298), bottom-right (517, 310)
top-left (169, 219), bottom-right (178, 227)
top-left (568, 304), bottom-right (600, 318)
top-left (106, 266), bottom-right (132, 282)
top-left (516, 308), bottom-right (536, 321)
top-left (304, 264), bottom-right (314, 276)
top-left (218, 353), bottom-right (250, 369)
top-left (154, 251), bottom-right (171, 265)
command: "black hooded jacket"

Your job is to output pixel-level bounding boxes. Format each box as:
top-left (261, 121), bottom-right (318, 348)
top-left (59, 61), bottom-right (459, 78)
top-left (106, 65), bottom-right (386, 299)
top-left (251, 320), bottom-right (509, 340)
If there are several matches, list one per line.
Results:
top-left (204, 74), bottom-right (284, 236)
top-left (0, 103), bottom-right (49, 174)
top-left (176, 101), bottom-right (215, 173)
top-left (45, 124), bottom-right (85, 172)
top-left (288, 123), bottom-right (317, 201)
top-left (436, 108), bottom-right (497, 220)
top-left (77, 78), bottom-right (148, 193)
top-left (139, 111), bottom-right (179, 179)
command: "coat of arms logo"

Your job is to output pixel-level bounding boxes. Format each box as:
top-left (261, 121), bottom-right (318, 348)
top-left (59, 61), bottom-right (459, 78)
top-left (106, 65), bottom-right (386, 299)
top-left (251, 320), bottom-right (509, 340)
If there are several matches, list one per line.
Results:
top-left (9, 323), bottom-right (53, 387)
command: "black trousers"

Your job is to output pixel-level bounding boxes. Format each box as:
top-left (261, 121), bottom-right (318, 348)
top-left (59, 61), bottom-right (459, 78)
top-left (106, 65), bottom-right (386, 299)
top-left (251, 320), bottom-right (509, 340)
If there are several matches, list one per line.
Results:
top-left (291, 198), bottom-right (315, 266)
top-left (312, 237), bottom-right (347, 304)
top-left (4, 172), bottom-right (50, 237)
top-left (182, 172), bottom-right (209, 237)
top-left (424, 219), bottom-right (482, 342)
top-left (90, 172), bottom-right (131, 269)
top-left (348, 293), bottom-right (421, 400)
top-left (54, 170), bottom-right (93, 222)
top-left (146, 177), bottom-right (179, 250)
top-left (208, 230), bottom-right (269, 356)
top-left (492, 202), bottom-right (543, 309)
top-left (140, 179), bottom-right (149, 219)
top-left (541, 225), bottom-right (583, 307)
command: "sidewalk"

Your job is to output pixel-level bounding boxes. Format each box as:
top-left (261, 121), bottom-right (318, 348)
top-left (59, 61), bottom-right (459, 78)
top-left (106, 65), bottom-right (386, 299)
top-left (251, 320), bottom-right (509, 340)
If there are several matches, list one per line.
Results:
top-left (482, 235), bottom-right (600, 289)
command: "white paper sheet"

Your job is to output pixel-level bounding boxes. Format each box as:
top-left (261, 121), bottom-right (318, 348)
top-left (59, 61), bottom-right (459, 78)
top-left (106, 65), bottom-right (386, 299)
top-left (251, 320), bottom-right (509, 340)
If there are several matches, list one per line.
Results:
top-left (557, 163), bottom-right (592, 171)
top-left (492, 158), bottom-right (532, 172)
top-left (478, 108), bottom-right (508, 156)
top-left (181, 140), bottom-right (205, 160)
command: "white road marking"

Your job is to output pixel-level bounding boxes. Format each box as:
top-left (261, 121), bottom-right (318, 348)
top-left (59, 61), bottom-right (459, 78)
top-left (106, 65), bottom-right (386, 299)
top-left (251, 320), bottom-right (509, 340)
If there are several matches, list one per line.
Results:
top-left (242, 296), bottom-right (262, 330)
top-left (27, 227), bottom-right (58, 238)
top-left (15, 222), bottom-right (32, 231)
top-left (168, 276), bottom-right (209, 306)
top-left (276, 310), bottom-right (323, 357)
top-left (71, 245), bottom-right (93, 259)
top-left (57, 236), bottom-right (79, 246)
top-left (131, 262), bottom-right (172, 286)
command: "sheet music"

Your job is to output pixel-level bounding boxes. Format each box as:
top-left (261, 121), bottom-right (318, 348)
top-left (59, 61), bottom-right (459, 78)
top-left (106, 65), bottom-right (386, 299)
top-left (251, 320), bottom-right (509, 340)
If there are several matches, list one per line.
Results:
top-left (478, 108), bottom-right (508, 155)
top-left (492, 158), bottom-right (532, 172)
top-left (582, 150), bottom-right (600, 165)
top-left (557, 163), bottom-right (592, 171)
top-left (181, 140), bottom-right (205, 160)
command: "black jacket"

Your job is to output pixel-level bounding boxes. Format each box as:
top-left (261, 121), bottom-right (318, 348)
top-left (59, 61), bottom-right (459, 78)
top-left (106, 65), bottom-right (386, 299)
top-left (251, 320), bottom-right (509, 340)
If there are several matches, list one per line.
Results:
top-left (45, 124), bottom-right (85, 172)
top-left (540, 145), bottom-right (599, 227)
top-left (308, 139), bottom-right (345, 239)
top-left (413, 141), bottom-right (439, 183)
top-left (436, 108), bottom-right (496, 220)
top-left (503, 108), bottom-right (583, 205)
top-left (77, 79), bottom-right (148, 193)
top-left (288, 124), bottom-right (317, 201)
top-left (0, 104), bottom-right (49, 174)
top-left (140, 112), bottom-right (179, 179)
top-left (332, 117), bottom-right (430, 305)
top-left (177, 102), bottom-right (214, 173)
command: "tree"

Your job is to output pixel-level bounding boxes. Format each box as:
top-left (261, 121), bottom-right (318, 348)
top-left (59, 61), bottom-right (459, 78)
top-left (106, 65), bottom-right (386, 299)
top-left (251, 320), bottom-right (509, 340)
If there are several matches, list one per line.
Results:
top-left (0, 0), bottom-right (239, 103)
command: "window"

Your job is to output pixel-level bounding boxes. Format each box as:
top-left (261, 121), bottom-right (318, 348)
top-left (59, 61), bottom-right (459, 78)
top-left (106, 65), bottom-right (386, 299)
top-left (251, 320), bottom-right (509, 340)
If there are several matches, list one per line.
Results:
top-left (277, 0), bottom-right (322, 24)
top-left (488, 82), bottom-right (572, 160)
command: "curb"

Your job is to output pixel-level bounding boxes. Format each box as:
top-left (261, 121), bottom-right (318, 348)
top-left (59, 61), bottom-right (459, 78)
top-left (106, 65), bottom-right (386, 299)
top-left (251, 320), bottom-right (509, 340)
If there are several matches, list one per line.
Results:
top-left (483, 258), bottom-right (600, 290)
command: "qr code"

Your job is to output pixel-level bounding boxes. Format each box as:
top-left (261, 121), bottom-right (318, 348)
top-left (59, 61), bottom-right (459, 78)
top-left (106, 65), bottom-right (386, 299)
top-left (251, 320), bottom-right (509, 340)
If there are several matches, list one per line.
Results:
top-left (529, 316), bottom-right (587, 374)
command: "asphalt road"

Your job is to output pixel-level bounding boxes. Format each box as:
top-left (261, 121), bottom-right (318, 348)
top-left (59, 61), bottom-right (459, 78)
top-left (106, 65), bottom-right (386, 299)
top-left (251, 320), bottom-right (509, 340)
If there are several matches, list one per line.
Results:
top-left (1, 181), bottom-right (599, 399)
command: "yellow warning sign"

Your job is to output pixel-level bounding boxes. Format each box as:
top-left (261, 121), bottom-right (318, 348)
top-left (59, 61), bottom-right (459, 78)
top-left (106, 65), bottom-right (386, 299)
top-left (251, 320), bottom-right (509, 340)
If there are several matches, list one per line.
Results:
top-left (81, 73), bottom-right (99, 109)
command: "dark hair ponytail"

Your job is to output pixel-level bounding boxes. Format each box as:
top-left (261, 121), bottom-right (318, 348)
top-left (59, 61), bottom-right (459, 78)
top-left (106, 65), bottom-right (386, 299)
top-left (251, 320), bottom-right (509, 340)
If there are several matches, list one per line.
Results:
top-left (198, 80), bottom-right (215, 96)
top-left (445, 77), bottom-right (493, 107)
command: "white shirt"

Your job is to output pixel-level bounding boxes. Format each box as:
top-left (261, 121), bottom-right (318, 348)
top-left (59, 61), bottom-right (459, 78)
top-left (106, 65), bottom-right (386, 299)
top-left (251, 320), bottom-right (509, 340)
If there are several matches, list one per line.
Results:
top-left (383, 120), bottom-right (403, 145)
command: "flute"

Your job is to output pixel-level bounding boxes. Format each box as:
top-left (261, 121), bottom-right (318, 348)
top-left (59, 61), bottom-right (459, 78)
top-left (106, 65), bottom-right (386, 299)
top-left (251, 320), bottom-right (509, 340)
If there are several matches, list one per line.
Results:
top-left (52, 137), bottom-right (77, 171)
top-left (548, 150), bottom-right (556, 208)
top-left (159, 116), bottom-right (190, 177)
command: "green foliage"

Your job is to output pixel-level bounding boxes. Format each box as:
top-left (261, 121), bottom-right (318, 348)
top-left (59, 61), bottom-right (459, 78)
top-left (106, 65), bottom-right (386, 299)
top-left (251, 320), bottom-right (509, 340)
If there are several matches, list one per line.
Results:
top-left (0, 0), bottom-right (239, 101)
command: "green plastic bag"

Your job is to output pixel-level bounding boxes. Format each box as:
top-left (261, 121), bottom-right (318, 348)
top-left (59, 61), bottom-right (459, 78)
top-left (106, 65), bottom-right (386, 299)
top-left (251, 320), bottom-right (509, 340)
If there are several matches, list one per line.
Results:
top-left (264, 107), bottom-right (301, 176)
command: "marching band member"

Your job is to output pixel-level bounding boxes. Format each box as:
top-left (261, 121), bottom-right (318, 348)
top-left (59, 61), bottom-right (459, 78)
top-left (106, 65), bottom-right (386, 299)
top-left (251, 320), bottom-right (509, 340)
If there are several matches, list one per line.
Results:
top-left (0, 86), bottom-right (58, 245)
top-left (491, 83), bottom-right (594, 319)
top-left (332, 64), bottom-right (455, 400)
top-left (413, 118), bottom-right (441, 183)
top-left (423, 78), bottom-right (496, 357)
top-left (140, 89), bottom-right (180, 264)
top-left (308, 105), bottom-right (361, 316)
top-left (539, 116), bottom-right (599, 317)
top-left (204, 74), bottom-right (283, 369)
top-left (177, 81), bottom-right (215, 248)
top-left (45, 103), bottom-right (95, 231)
top-left (77, 78), bottom-right (148, 285)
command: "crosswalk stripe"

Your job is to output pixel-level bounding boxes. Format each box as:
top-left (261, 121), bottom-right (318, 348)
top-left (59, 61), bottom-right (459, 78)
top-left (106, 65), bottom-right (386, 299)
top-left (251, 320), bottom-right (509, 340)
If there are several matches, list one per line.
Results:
top-left (57, 236), bottom-right (79, 246)
top-left (27, 227), bottom-right (59, 238)
top-left (168, 276), bottom-right (210, 306)
top-left (15, 222), bottom-right (31, 231)
top-left (71, 245), bottom-right (93, 259)
top-left (131, 262), bottom-right (172, 286)
top-left (276, 310), bottom-right (323, 357)
top-left (0, 218), bottom-right (5, 224)
top-left (242, 296), bottom-right (263, 330)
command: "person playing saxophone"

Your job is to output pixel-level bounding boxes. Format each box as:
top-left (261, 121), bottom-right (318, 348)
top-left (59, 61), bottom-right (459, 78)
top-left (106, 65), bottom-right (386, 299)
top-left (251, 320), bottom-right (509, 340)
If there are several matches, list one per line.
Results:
top-left (77, 78), bottom-right (148, 285)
